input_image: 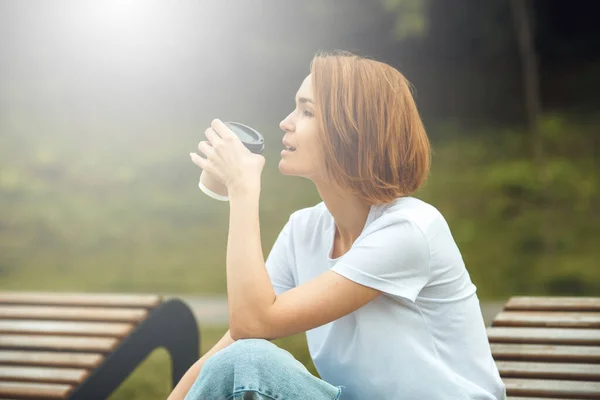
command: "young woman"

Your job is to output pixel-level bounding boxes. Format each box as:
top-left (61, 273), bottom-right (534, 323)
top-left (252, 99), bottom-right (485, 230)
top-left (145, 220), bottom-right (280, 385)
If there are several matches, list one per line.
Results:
top-left (171, 50), bottom-right (506, 400)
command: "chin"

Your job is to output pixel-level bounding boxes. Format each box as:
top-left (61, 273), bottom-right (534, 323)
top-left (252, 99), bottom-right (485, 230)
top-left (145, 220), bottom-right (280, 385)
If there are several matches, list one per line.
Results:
top-left (278, 161), bottom-right (293, 176)
top-left (278, 160), bottom-right (302, 177)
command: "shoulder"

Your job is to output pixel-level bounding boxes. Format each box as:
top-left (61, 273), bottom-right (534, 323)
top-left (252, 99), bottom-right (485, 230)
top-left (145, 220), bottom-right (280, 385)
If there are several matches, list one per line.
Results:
top-left (377, 198), bottom-right (465, 276)
top-left (289, 201), bottom-right (328, 223)
top-left (286, 202), bottom-right (331, 235)
top-left (374, 197), bottom-right (448, 239)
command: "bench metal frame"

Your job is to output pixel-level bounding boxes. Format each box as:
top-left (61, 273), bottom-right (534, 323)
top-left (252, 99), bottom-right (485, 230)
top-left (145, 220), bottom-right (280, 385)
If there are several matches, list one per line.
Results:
top-left (67, 298), bottom-right (199, 399)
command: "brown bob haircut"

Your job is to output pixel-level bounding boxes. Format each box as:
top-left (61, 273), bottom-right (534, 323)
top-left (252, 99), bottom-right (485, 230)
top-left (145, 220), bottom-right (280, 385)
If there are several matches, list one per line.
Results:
top-left (310, 50), bottom-right (431, 205)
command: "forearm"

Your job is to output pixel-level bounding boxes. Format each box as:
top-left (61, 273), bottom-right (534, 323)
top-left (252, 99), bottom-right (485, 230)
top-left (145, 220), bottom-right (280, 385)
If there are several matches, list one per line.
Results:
top-left (226, 186), bottom-right (276, 338)
top-left (167, 330), bottom-right (235, 400)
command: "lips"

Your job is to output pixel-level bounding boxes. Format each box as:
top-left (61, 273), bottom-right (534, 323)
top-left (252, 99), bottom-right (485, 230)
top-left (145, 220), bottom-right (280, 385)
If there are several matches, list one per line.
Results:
top-left (282, 139), bottom-right (296, 152)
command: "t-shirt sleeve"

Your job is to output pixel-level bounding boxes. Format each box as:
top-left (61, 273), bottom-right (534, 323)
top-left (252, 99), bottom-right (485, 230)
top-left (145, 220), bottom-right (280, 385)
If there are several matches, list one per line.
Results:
top-left (331, 216), bottom-right (430, 302)
top-left (265, 217), bottom-right (296, 295)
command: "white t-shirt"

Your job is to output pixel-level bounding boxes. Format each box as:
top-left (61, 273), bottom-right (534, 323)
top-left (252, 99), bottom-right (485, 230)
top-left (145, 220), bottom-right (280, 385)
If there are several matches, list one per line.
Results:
top-left (266, 197), bottom-right (506, 400)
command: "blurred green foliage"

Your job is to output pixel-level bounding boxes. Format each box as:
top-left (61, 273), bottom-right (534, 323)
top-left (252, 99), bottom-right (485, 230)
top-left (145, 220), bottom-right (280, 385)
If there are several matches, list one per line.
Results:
top-left (0, 113), bottom-right (598, 298)
top-left (382, 0), bottom-right (429, 39)
top-left (423, 114), bottom-right (599, 296)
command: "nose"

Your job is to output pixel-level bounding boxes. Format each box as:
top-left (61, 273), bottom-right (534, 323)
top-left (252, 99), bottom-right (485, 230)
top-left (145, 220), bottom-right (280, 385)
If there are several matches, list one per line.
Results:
top-left (279, 111), bottom-right (294, 133)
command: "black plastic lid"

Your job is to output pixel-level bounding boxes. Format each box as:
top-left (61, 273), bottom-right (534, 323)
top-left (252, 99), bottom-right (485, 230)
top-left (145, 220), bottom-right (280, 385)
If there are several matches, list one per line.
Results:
top-left (224, 121), bottom-right (265, 154)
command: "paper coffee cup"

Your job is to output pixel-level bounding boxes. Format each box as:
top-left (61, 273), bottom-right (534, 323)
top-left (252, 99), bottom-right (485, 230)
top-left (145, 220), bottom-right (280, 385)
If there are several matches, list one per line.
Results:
top-left (199, 170), bottom-right (229, 201)
top-left (198, 121), bottom-right (265, 201)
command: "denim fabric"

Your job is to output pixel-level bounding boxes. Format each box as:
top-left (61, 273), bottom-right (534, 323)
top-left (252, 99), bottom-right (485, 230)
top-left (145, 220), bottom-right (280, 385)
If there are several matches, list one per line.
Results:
top-left (184, 338), bottom-right (342, 400)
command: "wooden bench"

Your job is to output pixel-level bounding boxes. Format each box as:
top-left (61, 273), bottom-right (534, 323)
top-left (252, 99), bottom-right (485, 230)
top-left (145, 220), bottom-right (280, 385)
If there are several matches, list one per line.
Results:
top-left (0, 292), bottom-right (199, 399)
top-left (488, 296), bottom-right (600, 399)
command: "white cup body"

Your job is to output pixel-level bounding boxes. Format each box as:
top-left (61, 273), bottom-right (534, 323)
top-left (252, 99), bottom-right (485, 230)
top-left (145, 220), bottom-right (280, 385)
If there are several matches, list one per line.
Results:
top-left (199, 170), bottom-right (229, 201)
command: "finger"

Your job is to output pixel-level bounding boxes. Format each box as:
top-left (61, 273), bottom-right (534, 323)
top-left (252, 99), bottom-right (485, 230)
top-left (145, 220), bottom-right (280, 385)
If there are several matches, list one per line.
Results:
top-left (211, 119), bottom-right (237, 141)
top-left (197, 141), bottom-right (215, 159)
top-left (205, 127), bottom-right (224, 146)
top-left (254, 153), bottom-right (266, 168)
top-left (189, 152), bottom-right (209, 169)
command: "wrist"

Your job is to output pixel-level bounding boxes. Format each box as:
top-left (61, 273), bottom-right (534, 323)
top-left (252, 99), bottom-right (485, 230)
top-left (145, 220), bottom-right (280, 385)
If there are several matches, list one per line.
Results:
top-left (228, 181), bottom-right (260, 199)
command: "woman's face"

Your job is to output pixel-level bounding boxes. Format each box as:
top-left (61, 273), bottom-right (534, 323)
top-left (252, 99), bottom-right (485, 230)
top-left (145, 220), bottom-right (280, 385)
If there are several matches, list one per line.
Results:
top-left (278, 74), bottom-right (326, 181)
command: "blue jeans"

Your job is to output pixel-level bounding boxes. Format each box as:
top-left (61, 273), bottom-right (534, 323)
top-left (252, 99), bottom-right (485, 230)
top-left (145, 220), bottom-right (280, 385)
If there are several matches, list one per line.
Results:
top-left (184, 338), bottom-right (343, 400)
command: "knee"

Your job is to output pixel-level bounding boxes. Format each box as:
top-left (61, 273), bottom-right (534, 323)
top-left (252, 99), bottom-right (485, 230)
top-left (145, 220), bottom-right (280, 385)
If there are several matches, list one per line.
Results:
top-left (229, 338), bottom-right (279, 357)
top-left (202, 339), bottom-right (290, 374)
top-left (187, 340), bottom-right (278, 399)
top-left (208, 339), bottom-right (278, 367)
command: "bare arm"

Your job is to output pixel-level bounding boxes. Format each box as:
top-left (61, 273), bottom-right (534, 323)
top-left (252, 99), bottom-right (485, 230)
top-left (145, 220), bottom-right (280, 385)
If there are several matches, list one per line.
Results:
top-left (167, 329), bottom-right (235, 400)
top-left (226, 187), bottom-right (382, 340)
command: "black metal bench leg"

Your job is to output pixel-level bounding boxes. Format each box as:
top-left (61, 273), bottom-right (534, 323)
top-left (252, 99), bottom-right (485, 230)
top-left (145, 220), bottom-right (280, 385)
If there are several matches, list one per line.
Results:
top-left (69, 299), bottom-right (200, 400)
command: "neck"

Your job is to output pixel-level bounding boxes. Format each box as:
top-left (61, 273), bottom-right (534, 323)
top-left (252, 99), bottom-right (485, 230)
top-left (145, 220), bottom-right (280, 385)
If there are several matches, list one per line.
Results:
top-left (315, 181), bottom-right (370, 247)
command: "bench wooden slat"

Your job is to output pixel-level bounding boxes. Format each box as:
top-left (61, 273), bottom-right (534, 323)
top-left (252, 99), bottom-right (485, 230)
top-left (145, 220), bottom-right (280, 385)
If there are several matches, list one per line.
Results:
top-left (497, 361), bottom-right (600, 381)
top-left (0, 366), bottom-right (88, 385)
top-left (0, 381), bottom-right (72, 399)
top-left (0, 351), bottom-right (103, 369)
top-left (507, 398), bottom-right (581, 400)
top-left (491, 344), bottom-right (600, 363)
top-left (504, 378), bottom-right (600, 399)
top-left (487, 327), bottom-right (600, 346)
top-left (494, 311), bottom-right (600, 329)
top-left (0, 292), bottom-right (160, 309)
top-left (0, 305), bottom-right (148, 323)
top-left (0, 320), bottom-right (134, 338)
top-left (506, 297), bottom-right (600, 312)
top-left (0, 335), bottom-right (118, 353)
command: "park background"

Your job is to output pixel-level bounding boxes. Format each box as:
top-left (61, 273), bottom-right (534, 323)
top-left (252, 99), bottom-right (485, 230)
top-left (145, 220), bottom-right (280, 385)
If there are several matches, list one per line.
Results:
top-left (1, 1), bottom-right (598, 398)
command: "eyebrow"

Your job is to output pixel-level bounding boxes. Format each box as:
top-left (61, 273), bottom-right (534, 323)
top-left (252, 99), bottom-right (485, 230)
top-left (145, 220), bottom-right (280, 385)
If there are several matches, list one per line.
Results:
top-left (295, 95), bottom-right (314, 105)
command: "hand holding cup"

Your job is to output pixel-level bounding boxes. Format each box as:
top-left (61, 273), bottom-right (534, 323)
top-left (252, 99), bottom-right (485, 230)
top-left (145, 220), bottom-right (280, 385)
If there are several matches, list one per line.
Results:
top-left (190, 119), bottom-right (265, 201)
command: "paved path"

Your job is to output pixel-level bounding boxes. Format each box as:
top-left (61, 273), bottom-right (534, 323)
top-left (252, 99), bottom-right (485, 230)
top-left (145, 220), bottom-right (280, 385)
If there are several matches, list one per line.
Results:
top-left (165, 294), bottom-right (506, 327)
